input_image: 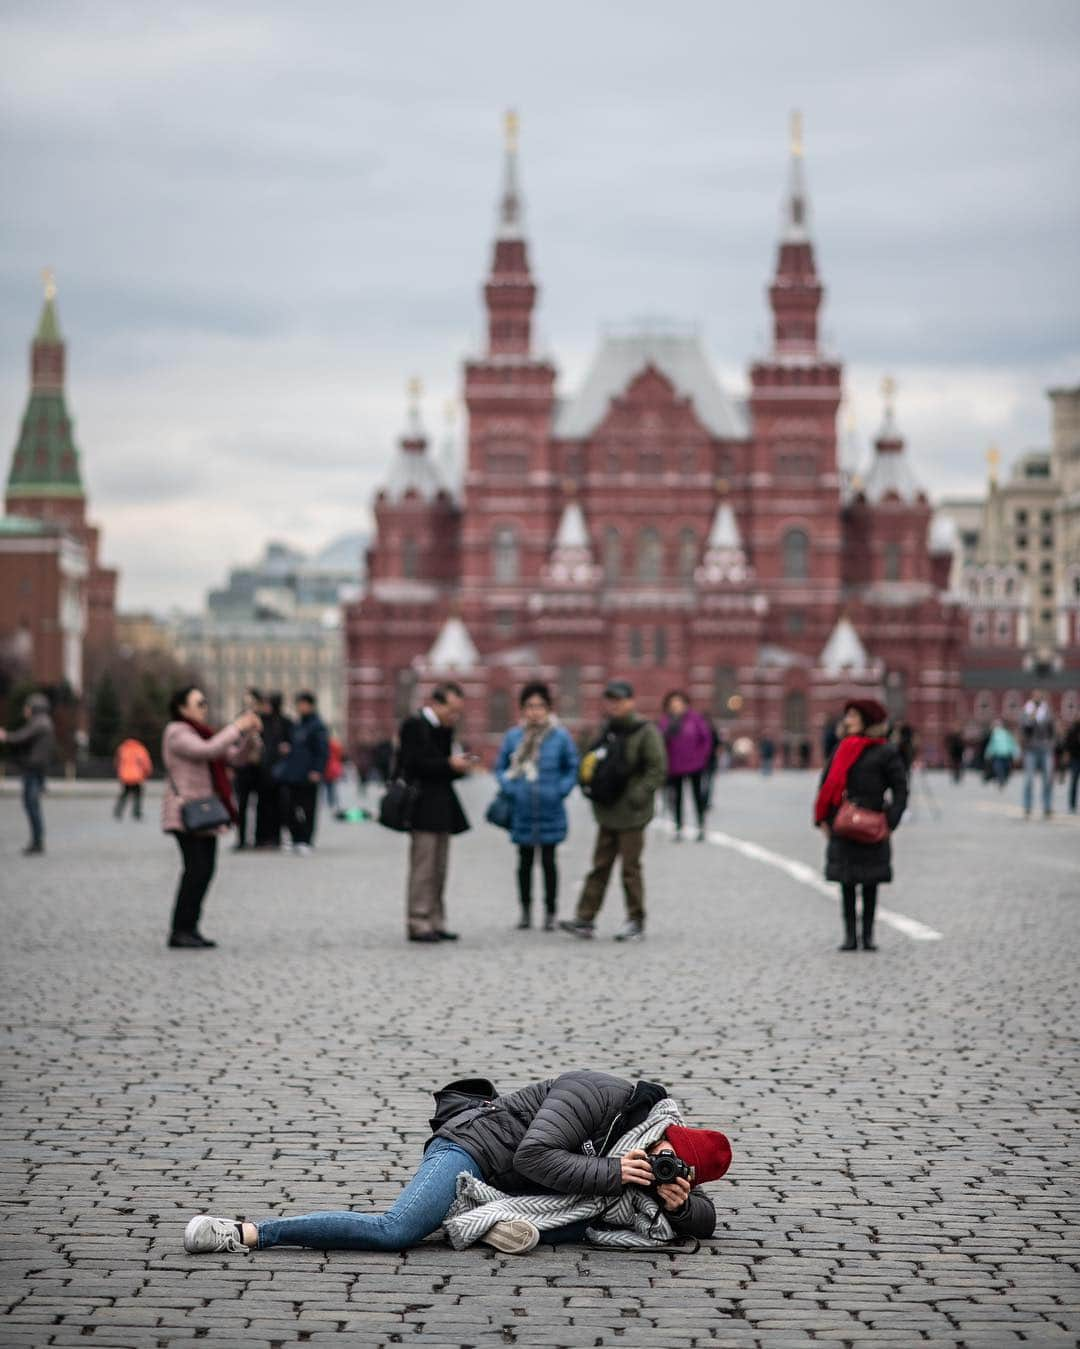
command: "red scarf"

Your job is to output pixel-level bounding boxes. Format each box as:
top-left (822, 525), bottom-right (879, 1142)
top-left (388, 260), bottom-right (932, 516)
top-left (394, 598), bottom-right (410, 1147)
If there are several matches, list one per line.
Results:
top-left (182, 717), bottom-right (238, 824)
top-left (814, 735), bottom-right (886, 824)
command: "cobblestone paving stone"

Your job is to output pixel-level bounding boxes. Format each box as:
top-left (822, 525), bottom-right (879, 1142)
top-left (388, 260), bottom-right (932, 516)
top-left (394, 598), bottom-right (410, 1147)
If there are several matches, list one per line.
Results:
top-left (1, 770), bottom-right (1078, 1348)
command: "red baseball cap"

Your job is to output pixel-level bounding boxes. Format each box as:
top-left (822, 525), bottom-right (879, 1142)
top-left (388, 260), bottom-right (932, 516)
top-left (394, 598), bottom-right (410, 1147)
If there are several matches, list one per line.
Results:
top-left (665, 1125), bottom-right (732, 1184)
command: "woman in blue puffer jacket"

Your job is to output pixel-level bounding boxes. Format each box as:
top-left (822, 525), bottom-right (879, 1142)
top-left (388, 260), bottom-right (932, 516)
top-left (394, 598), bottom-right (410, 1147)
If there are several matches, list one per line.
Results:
top-left (496, 682), bottom-right (580, 930)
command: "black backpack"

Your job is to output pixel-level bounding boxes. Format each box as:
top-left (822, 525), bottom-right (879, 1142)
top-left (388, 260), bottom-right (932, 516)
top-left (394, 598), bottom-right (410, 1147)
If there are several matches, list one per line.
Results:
top-left (580, 724), bottom-right (634, 805)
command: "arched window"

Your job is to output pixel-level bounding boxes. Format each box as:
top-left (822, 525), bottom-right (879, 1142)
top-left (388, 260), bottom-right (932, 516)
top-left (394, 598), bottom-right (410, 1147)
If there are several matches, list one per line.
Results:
top-left (883, 542), bottom-right (901, 582)
top-left (654, 627), bottom-right (668, 665)
top-left (783, 690), bottom-right (807, 734)
top-left (603, 527), bottom-right (622, 584)
top-left (782, 528), bottom-right (810, 580)
top-left (492, 526), bottom-right (519, 584)
top-left (394, 668), bottom-right (418, 720)
top-left (637, 527), bottom-right (663, 583)
top-left (558, 663), bottom-right (581, 720)
top-left (402, 535), bottom-right (418, 580)
top-left (677, 528), bottom-right (699, 582)
top-left (713, 665), bottom-right (738, 719)
top-left (629, 628), bottom-right (644, 664)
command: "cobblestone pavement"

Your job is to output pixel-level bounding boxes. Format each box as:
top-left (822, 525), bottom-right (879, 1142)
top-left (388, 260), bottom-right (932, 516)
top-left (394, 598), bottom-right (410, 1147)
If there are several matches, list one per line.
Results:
top-left (2, 769), bottom-right (1078, 1349)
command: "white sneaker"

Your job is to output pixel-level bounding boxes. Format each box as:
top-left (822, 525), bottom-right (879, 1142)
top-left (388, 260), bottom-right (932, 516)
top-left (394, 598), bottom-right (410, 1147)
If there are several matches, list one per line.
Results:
top-left (184, 1215), bottom-right (249, 1254)
top-left (294, 843), bottom-right (313, 857)
top-left (481, 1219), bottom-right (540, 1254)
top-left (613, 920), bottom-right (644, 941)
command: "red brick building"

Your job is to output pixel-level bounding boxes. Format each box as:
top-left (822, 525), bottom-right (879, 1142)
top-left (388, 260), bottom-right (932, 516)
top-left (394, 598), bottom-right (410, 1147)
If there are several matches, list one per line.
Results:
top-left (345, 120), bottom-right (1014, 761)
top-left (3, 276), bottom-right (117, 687)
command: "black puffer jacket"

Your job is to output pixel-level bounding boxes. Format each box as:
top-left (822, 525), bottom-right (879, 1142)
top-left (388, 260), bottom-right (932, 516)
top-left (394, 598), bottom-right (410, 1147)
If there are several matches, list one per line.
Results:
top-left (433, 1070), bottom-right (715, 1238)
top-left (822, 742), bottom-right (908, 885)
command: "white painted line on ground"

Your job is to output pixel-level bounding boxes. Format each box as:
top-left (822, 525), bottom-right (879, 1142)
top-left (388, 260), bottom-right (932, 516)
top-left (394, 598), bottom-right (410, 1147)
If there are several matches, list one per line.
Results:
top-left (652, 818), bottom-right (944, 941)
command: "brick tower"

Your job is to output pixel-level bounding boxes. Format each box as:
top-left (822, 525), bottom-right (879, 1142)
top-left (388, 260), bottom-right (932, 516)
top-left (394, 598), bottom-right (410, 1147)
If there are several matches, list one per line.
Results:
top-left (5, 273), bottom-right (117, 667)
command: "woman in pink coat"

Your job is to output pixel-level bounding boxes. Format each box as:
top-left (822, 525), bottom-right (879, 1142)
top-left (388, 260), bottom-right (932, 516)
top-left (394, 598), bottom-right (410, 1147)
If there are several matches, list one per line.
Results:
top-left (162, 686), bottom-right (261, 949)
top-left (658, 691), bottom-right (716, 842)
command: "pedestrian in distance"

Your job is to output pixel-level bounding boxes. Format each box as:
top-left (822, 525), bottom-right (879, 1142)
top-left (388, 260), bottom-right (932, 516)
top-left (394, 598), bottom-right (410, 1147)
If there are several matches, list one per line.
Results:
top-left (114, 736), bottom-right (153, 821)
top-left (658, 690), bottom-right (713, 842)
top-left (254, 692), bottom-right (291, 849)
top-left (183, 1068), bottom-right (731, 1256)
top-left (231, 688), bottom-right (264, 850)
top-left (985, 719), bottom-right (1018, 789)
top-left (323, 729), bottom-right (344, 811)
top-left (814, 697), bottom-right (908, 952)
top-left (274, 691), bottom-right (329, 856)
top-left (758, 733), bottom-right (776, 777)
top-left (562, 680), bottom-right (667, 942)
top-left (944, 728), bottom-right (966, 784)
top-left (1020, 691), bottom-right (1055, 819)
top-left (161, 686), bottom-right (261, 949)
top-left (1065, 716), bottom-right (1080, 814)
top-left (0, 691), bottom-right (55, 856)
top-left (494, 682), bottom-right (579, 931)
top-left (397, 682), bottom-right (474, 943)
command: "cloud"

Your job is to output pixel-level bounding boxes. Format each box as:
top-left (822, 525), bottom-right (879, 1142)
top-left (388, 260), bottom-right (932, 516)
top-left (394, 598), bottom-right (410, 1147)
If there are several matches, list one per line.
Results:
top-left (0, 0), bottom-right (1077, 610)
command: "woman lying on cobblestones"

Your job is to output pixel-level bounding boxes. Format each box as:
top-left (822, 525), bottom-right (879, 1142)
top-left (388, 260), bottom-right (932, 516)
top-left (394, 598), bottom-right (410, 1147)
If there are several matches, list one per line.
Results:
top-left (814, 697), bottom-right (909, 952)
top-left (184, 1070), bottom-right (731, 1256)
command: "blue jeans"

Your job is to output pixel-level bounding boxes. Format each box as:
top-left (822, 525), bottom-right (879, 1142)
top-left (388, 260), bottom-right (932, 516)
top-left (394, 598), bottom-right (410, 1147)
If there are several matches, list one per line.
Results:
top-left (22, 771), bottom-right (44, 848)
top-left (1022, 747), bottom-right (1053, 815)
top-left (256, 1139), bottom-right (481, 1250)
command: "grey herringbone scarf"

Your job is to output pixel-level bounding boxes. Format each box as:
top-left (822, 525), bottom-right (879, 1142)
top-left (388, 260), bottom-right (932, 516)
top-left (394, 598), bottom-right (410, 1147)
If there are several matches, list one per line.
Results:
top-left (442, 1097), bottom-right (688, 1250)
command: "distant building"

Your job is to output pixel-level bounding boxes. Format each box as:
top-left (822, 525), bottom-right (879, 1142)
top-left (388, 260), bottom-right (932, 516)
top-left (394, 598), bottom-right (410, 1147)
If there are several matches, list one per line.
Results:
top-left (346, 114), bottom-right (973, 760)
top-left (939, 386), bottom-right (1080, 724)
top-left (169, 536), bottom-right (365, 730)
top-left (3, 274), bottom-right (117, 678)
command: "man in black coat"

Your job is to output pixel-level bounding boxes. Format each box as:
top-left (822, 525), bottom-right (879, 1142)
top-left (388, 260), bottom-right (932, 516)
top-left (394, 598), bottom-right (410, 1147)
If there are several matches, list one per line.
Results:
top-left (398, 682), bottom-right (472, 942)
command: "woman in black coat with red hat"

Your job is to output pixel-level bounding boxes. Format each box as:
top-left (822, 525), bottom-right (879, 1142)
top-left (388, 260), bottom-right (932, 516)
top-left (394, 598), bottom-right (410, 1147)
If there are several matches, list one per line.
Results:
top-left (814, 698), bottom-right (908, 951)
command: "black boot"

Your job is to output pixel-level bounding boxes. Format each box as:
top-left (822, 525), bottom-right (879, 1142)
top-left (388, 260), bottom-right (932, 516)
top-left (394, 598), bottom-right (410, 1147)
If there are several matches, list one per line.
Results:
top-left (839, 887), bottom-right (858, 951)
top-left (861, 887), bottom-right (878, 951)
top-left (517, 904), bottom-right (531, 930)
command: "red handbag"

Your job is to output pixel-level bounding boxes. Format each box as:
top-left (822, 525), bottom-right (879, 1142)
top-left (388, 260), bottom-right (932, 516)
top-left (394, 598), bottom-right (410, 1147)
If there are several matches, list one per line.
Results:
top-left (832, 797), bottom-right (889, 845)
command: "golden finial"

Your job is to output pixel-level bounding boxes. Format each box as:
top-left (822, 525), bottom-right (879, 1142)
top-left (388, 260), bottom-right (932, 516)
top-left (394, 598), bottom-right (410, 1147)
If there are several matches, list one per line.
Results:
top-left (882, 374), bottom-right (896, 410)
top-left (987, 445), bottom-right (1001, 485)
top-left (504, 109), bottom-right (520, 153)
top-left (42, 267), bottom-right (57, 302)
top-left (790, 110), bottom-right (804, 159)
top-left (407, 376), bottom-right (423, 402)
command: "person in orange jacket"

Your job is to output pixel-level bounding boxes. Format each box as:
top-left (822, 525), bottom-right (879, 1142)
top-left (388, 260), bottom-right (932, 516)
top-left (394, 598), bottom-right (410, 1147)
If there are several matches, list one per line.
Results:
top-left (114, 737), bottom-right (153, 821)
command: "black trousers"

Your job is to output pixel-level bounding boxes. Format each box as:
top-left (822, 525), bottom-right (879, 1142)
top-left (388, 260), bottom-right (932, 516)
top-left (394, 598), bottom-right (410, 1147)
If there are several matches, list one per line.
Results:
top-left (287, 782), bottom-right (319, 845)
top-left (254, 775), bottom-right (283, 845)
top-left (841, 883), bottom-right (878, 940)
top-left (171, 833), bottom-right (218, 936)
top-left (517, 844), bottom-right (558, 915)
top-left (667, 773), bottom-right (707, 831)
top-left (235, 768), bottom-right (259, 846)
top-left (115, 783), bottom-right (143, 819)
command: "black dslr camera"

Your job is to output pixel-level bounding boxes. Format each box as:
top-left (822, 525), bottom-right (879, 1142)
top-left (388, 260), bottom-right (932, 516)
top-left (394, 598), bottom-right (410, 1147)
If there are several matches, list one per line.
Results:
top-left (649, 1152), bottom-right (693, 1185)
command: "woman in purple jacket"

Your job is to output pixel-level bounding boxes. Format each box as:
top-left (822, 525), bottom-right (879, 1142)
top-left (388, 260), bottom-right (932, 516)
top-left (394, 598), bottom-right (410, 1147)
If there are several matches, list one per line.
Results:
top-left (658, 691), bottom-right (715, 842)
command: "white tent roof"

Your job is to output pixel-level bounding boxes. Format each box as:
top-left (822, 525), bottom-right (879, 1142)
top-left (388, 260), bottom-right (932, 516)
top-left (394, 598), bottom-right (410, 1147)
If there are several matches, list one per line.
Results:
top-left (554, 501), bottom-right (590, 550)
top-left (706, 501), bottom-right (742, 550)
top-left (553, 332), bottom-right (749, 440)
top-left (820, 617), bottom-right (870, 674)
top-left (425, 617), bottom-right (478, 672)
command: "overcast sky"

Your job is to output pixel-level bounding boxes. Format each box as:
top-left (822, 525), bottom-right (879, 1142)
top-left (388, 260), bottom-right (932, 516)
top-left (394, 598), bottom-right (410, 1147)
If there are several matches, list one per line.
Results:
top-left (1, 0), bottom-right (1078, 612)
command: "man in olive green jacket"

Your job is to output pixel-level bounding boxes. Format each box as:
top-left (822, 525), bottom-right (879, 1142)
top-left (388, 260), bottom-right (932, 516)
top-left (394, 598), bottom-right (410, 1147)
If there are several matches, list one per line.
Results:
top-left (561, 680), bottom-right (667, 942)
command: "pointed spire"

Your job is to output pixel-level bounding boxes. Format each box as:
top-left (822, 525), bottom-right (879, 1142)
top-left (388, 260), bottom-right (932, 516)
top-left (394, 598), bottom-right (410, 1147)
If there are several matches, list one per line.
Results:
top-left (6, 270), bottom-right (83, 501)
top-left (767, 112), bottom-right (823, 357)
top-left (483, 110), bottom-right (537, 358)
top-left (498, 109), bottom-right (524, 240)
top-left (783, 110), bottom-right (810, 243)
top-left (402, 376), bottom-right (426, 450)
top-left (554, 500), bottom-right (589, 549)
top-left (861, 376), bottom-right (923, 502)
top-left (438, 398), bottom-right (459, 492)
top-left (707, 500), bottom-right (742, 550)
